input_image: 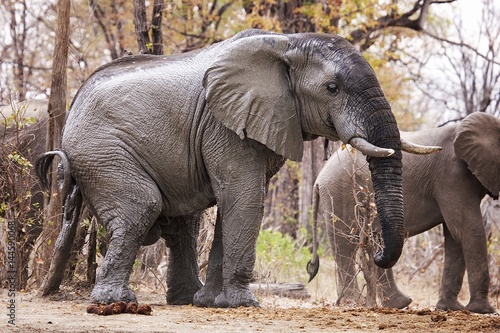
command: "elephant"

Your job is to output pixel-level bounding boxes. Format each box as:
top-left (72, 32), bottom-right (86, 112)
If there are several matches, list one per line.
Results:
top-left (35, 29), bottom-right (434, 308)
top-left (308, 112), bottom-right (500, 314)
top-left (0, 100), bottom-right (47, 157)
top-left (1, 100), bottom-right (48, 288)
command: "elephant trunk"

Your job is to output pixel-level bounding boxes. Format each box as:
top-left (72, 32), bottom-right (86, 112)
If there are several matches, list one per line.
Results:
top-left (365, 111), bottom-right (404, 269)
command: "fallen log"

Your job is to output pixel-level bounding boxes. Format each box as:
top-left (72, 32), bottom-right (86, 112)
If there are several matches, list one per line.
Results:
top-left (250, 282), bottom-right (309, 299)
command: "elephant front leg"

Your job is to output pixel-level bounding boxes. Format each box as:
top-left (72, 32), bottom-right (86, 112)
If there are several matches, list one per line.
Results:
top-left (215, 205), bottom-right (261, 308)
top-left (163, 214), bottom-right (204, 305)
top-left (456, 226), bottom-right (495, 314)
top-left (439, 218), bottom-right (495, 313)
top-left (209, 178), bottom-right (264, 308)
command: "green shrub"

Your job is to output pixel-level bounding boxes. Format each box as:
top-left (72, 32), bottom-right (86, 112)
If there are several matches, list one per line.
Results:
top-left (255, 228), bottom-right (316, 283)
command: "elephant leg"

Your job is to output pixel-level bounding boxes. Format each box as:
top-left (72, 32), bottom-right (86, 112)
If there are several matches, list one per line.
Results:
top-left (443, 210), bottom-right (494, 313)
top-left (461, 233), bottom-right (494, 314)
top-left (205, 169), bottom-right (264, 308)
top-left (438, 208), bottom-right (494, 314)
top-left (193, 210), bottom-right (223, 307)
top-left (162, 213), bottom-right (203, 305)
top-left (328, 220), bottom-right (363, 305)
top-left (378, 268), bottom-right (412, 309)
top-left (89, 173), bottom-right (162, 304)
top-left (436, 224), bottom-right (466, 311)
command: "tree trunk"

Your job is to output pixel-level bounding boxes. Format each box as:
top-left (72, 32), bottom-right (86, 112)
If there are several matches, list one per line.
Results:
top-left (298, 139), bottom-right (327, 230)
top-left (5, 0), bottom-right (29, 101)
top-left (151, 0), bottom-right (164, 55)
top-left (133, 0), bottom-right (150, 54)
top-left (37, 0), bottom-right (70, 288)
top-left (263, 162), bottom-right (299, 238)
top-left (133, 0), bottom-right (164, 55)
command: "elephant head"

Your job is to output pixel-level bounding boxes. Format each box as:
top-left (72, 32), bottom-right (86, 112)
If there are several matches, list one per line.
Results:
top-left (454, 112), bottom-right (500, 199)
top-left (203, 33), bottom-right (405, 268)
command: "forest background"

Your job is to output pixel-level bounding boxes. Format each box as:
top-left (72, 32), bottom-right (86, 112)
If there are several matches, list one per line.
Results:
top-left (0, 0), bottom-right (499, 307)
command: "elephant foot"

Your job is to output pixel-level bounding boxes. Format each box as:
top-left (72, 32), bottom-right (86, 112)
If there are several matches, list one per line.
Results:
top-left (214, 288), bottom-right (259, 308)
top-left (91, 283), bottom-right (136, 304)
top-left (167, 279), bottom-right (203, 305)
top-left (193, 284), bottom-right (220, 307)
top-left (382, 293), bottom-right (412, 309)
top-left (465, 300), bottom-right (496, 314)
top-left (436, 299), bottom-right (464, 312)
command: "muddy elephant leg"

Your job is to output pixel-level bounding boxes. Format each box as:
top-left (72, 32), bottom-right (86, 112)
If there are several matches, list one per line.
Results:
top-left (89, 174), bottom-right (162, 304)
top-left (201, 167), bottom-right (265, 308)
top-left (193, 210), bottom-right (223, 307)
top-left (215, 198), bottom-right (262, 307)
top-left (162, 213), bottom-right (203, 305)
top-left (327, 220), bottom-right (363, 305)
top-left (378, 268), bottom-right (412, 308)
top-left (436, 224), bottom-right (466, 311)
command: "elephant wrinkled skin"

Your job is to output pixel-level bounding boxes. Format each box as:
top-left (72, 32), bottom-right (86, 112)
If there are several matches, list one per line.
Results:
top-left (36, 29), bottom-right (410, 308)
top-left (311, 112), bottom-right (500, 314)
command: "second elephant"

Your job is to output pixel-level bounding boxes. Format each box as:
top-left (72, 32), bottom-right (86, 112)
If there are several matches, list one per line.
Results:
top-left (0, 100), bottom-right (48, 289)
top-left (310, 112), bottom-right (499, 314)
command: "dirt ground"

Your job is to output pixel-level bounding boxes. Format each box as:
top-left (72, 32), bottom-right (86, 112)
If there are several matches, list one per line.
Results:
top-left (3, 286), bottom-right (499, 333)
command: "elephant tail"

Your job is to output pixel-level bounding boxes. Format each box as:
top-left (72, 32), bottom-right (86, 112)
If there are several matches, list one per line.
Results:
top-left (35, 149), bottom-right (84, 295)
top-left (35, 149), bottom-right (73, 197)
top-left (306, 183), bottom-right (320, 283)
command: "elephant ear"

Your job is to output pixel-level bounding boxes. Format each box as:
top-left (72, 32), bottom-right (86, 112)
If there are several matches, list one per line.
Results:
top-left (203, 35), bottom-right (303, 161)
top-left (454, 112), bottom-right (500, 196)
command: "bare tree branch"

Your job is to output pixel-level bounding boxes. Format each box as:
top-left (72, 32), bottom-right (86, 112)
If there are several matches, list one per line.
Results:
top-left (414, 0), bottom-right (500, 123)
top-left (421, 30), bottom-right (500, 66)
top-left (350, 0), bottom-right (458, 50)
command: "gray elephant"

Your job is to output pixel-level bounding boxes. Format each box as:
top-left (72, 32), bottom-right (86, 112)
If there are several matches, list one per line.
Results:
top-left (309, 112), bottom-right (499, 314)
top-left (36, 29), bottom-right (432, 308)
top-left (1, 100), bottom-right (47, 288)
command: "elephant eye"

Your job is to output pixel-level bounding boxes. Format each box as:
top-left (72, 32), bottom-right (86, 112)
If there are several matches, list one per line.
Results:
top-left (326, 82), bottom-right (339, 95)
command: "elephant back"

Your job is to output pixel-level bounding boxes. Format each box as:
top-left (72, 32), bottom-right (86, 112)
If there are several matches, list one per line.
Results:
top-left (0, 100), bottom-right (48, 165)
top-left (317, 145), bottom-right (371, 190)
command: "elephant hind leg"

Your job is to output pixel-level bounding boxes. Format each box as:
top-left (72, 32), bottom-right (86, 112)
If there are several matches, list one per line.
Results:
top-left (327, 220), bottom-right (363, 306)
top-left (193, 209), bottom-right (223, 307)
top-left (162, 213), bottom-right (204, 305)
top-left (436, 224), bottom-right (466, 312)
top-left (87, 173), bottom-right (163, 304)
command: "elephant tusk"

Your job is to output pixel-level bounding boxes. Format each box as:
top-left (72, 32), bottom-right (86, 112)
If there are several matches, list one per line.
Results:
top-left (400, 138), bottom-right (442, 155)
top-left (349, 137), bottom-right (395, 157)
